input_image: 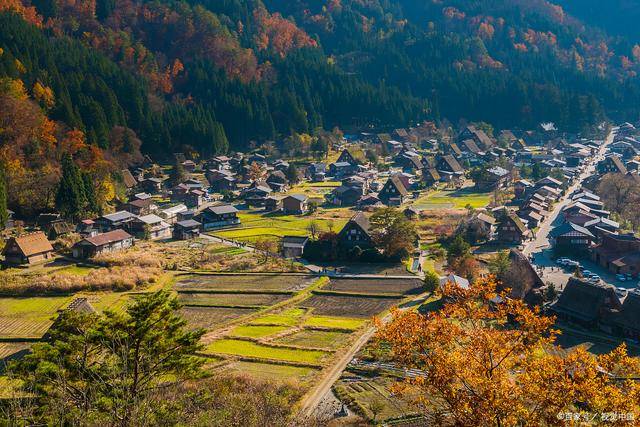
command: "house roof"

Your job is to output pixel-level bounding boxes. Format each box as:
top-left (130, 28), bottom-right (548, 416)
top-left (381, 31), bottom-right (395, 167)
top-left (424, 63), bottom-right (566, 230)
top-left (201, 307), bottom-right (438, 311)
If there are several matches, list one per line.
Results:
top-left (176, 219), bottom-right (201, 228)
top-left (440, 274), bottom-right (470, 289)
top-left (612, 290), bottom-right (640, 331)
top-left (81, 229), bottom-right (132, 247)
top-left (101, 211), bottom-right (138, 222)
top-left (345, 212), bottom-right (371, 234)
top-left (439, 155), bottom-right (464, 173)
top-left (137, 214), bottom-right (166, 225)
top-left (207, 204), bottom-right (238, 215)
top-left (282, 236), bottom-right (309, 246)
top-left (551, 277), bottom-right (621, 322)
top-left (550, 222), bottom-right (595, 239)
top-left (285, 194), bottom-right (308, 203)
top-left (5, 232), bottom-right (54, 256)
top-left (385, 176), bottom-right (408, 196)
top-left (121, 170), bottom-right (137, 188)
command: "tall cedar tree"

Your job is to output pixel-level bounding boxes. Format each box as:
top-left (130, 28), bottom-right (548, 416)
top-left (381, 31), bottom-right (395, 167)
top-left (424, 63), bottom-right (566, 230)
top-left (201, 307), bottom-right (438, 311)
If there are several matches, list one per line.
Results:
top-left (285, 163), bottom-right (299, 184)
top-left (0, 164), bottom-right (7, 228)
top-left (170, 158), bottom-right (186, 186)
top-left (9, 291), bottom-right (205, 426)
top-left (55, 154), bottom-right (87, 220)
top-left (82, 172), bottom-right (100, 216)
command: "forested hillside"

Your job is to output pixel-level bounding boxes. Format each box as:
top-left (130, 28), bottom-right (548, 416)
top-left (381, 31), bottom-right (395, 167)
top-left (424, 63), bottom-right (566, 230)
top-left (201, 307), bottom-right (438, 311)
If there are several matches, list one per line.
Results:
top-left (3, 0), bottom-right (640, 163)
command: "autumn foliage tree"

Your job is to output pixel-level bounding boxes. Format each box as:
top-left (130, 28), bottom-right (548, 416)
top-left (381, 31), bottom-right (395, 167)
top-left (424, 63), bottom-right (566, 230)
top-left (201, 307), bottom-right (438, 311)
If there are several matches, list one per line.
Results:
top-left (376, 277), bottom-right (640, 426)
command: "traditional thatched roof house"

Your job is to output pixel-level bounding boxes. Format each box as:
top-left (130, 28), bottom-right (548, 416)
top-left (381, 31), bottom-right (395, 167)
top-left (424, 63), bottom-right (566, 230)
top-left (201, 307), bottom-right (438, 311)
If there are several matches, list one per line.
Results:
top-left (338, 212), bottom-right (373, 249)
top-left (378, 175), bottom-right (408, 206)
top-left (2, 232), bottom-right (55, 265)
top-left (550, 277), bottom-right (621, 328)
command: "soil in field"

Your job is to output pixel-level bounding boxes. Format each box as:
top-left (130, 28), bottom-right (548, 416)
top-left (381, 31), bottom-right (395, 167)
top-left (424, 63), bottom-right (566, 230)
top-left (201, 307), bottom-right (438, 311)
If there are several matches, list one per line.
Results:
top-left (0, 342), bottom-right (31, 361)
top-left (276, 329), bottom-right (352, 349)
top-left (226, 361), bottom-right (319, 384)
top-left (300, 294), bottom-right (401, 318)
top-left (175, 274), bottom-right (315, 291)
top-left (180, 306), bottom-right (257, 331)
top-left (313, 263), bottom-right (412, 276)
top-left (178, 292), bottom-right (290, 307)
top-left (325, 278), bottom-right (424, 295)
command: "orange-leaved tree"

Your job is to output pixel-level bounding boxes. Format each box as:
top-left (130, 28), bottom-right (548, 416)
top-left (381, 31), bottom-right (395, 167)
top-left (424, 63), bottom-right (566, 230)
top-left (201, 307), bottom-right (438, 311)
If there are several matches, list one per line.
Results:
top-left (375, 277), bottom-right (640, 426)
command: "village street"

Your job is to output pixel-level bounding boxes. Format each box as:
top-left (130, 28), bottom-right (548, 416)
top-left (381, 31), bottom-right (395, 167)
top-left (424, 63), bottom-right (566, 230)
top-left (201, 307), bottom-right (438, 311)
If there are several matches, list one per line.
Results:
top-left (524, 129), bottom-right (616, 289)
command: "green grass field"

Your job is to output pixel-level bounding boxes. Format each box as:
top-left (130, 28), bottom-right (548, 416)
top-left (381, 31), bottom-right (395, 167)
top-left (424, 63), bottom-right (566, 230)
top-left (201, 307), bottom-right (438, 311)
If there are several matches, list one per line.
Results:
top-left (303, 316), bottom-right (365, 330)
top-left (0, 296), bottom-right (71, 339)
top-left (412, 189), bottom-right (491, 210)
top-left (205, 339), bottom-right (329, 364)
top-left (250, 308), bottom-right (307, 326)
top-left (229, 325), bottom-right (290, 339)
top-left (276, 329), bottom-right (351, 349)
top-left (212, 209), bottom-right (349, 243)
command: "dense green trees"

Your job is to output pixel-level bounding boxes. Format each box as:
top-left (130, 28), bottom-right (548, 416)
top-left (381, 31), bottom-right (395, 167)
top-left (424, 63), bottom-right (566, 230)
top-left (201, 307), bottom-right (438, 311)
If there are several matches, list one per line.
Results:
top-left (8, 291), bottom-right (205, 425)
top-left (55, 154), bottom-right (87, 221)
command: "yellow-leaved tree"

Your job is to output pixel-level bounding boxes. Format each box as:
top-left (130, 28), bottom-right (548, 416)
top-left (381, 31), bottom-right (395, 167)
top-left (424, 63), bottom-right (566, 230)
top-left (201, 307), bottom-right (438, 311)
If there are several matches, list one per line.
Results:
top-left (375, 277), bottom-right (640, 426)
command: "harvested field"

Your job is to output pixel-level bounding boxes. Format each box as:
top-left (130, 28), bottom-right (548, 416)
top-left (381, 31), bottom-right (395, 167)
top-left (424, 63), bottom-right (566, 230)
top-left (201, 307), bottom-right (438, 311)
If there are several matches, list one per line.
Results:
top-left (229, 325), bottom-right (290, 339)
top-left (0, 297), bottom-right (70, 339)
top-left (178, 292), bottom-right (290, 308)
top-left (175, 274), bottom-right (314, 291)
top-left (300, 294), bottom-right (401, 318)
top-left (325, 278), bottom-right (424, 295)
top-left (0, 342), bottom-right (31, 360)
top-left (303, 316), bottom-right (365, 330)
top-left (276, 330), bottom-right (351, 349)
top-left (180, 306), bottom-right (257, 331)
top-left (250, 308), bottom-right (307, 326)
top-left (227, 361), bottom-right (319, 383)
top-left (205, 339), bottom-right (330, 364)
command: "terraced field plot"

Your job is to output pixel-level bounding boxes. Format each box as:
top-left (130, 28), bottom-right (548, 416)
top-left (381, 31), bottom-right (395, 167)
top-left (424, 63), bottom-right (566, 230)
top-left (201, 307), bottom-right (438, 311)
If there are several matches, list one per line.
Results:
top-left (175, 274), bottom-right (314, 291)
top-left (229, 325), bottom-right (290, 339)
top-left (0, 297), bottom-right (71, 339)
top-left (302, 316), bottom-right (365, 330)
top-left (412, 189), bottom-right (491, 210)
top-left (180, 306), bottom-right (257, 330)
top-left (300, 294), bottom-right (402, 318)
top-left (0, 342), bottom-right (31, 360)
top-left (205, 339), bottom-right (330, 364)
top-left (276, 329), bottom-right (351, 350)
top-left (228, 361), bottom-right (319, 383)
top-left (250, 308), bottom-right (307, 326)
top-left (178, 292), bottom-right (290, 308)
top-left (325, 278), bottom-right (424, 295)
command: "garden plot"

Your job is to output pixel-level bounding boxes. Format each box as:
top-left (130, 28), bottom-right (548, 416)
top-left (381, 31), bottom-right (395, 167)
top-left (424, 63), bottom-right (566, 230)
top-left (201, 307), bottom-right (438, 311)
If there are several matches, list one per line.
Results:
top-left (226, 361), bottom-right (319, 383)
top-left (299, 294), bottom-right (402, 318)
top-left (229, 325), bottom-right (290, 339)
top-left (276, 329), bottom-right (351, 350)
top-left (175, 274), bottom-right (315, 292)
top-left (325, 278), bottom-right (424, 296)
top-left (180, 306), bottom-right (257, 331)
top-left (205, 339), bottom-right (330, 365)
top-left (0, 342), bottom-right (31, 360)
top-left (0, 297), bottom-right (71, 339)
top-left (178, 292), bottom-right (291, 308)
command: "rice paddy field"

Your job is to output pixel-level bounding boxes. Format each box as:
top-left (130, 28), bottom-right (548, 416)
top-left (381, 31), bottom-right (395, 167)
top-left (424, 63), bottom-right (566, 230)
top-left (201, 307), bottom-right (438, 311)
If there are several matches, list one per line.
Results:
top-left (205, 339), bottom-right (330, 365)
top-left (299, 294), bottom-right (402, 318)
top-left (324, 278), bottom-right (424, 296)
top-left (178, 292), bottom-right (291, 308)
top-left (180, 306), bottom-right (258, 331)
top-left (175, 274), bottom-right (315, 292)
top-left (0, 297), bottom-right (71, 339)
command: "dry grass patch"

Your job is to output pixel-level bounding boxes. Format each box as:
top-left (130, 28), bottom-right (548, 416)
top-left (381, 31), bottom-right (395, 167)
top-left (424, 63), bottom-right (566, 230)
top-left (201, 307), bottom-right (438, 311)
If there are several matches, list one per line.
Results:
top-left (180, 306), bottom-right (257, 331)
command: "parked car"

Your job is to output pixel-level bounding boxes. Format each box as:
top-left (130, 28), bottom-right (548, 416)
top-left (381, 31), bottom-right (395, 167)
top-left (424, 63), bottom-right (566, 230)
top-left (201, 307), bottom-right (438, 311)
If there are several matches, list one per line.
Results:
top-left (616, 274), bottom-right (627, 282)
top-left (589, 275), bottom-right (601, 283)
top-left (582, 270), bottom-right (593, 277)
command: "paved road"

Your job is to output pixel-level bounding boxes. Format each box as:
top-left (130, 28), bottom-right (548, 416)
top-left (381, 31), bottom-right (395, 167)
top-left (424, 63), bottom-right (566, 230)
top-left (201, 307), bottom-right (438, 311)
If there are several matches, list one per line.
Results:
top-left (523, 131), bottom-right (612, 257)
top-left (524, 130), bottom-right (616, 289)
top-left (298, 292), bottom-right (432, 418)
